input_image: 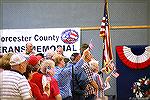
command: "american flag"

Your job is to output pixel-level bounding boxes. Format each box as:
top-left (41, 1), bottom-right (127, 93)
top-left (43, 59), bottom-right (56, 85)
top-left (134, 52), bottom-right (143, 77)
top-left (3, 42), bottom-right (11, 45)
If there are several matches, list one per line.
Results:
top-left (89, 39), bottom-right (95, 50)
top-left (100, 3), bottom-right (113, 74)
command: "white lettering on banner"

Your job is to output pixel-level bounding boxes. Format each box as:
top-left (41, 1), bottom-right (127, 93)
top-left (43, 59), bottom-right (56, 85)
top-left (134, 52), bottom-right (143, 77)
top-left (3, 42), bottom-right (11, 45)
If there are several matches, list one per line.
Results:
top-left (0, 28), bottom-right (80, 58)
top-left (0, 45), bottom-right (77, 54)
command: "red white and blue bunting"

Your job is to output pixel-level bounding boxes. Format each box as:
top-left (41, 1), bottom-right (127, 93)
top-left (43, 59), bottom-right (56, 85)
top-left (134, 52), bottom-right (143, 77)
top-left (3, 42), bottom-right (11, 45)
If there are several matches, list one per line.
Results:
top-left (116, 46), bottom-right (150, 69)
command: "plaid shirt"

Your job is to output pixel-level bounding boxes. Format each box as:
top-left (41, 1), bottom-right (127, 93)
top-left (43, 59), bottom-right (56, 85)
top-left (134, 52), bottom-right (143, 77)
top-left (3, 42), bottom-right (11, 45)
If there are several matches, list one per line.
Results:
top-left (54, 59), bottom-right (85, 98)
top-left (54, 66), bottom-right (72, 99)
top-left (82, 62), bottom-right (96, 97)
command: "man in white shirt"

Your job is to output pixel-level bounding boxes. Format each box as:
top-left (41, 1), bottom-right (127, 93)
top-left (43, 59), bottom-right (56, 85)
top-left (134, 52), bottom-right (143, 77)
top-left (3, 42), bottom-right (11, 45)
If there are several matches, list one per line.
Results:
top-left (0, 53), bottom-right (33, 100)
top-left (23, 42), bottom-right (36, 59)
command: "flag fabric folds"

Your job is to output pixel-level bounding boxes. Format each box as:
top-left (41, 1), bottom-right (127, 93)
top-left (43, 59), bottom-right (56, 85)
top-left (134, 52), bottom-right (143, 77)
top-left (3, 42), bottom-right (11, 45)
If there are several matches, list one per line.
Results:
top-left (100, 3), bottom-right (119, 77)
top-left (100, 3), bottom-right (113, 73)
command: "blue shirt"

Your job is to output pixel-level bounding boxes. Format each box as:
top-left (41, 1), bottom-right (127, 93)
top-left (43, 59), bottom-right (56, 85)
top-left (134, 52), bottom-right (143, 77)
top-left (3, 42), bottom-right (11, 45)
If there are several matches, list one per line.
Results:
top-left (54, 65), bottom-right (72, 99)
top-left (73, 59), bottom-right (90, 95)
top-left (54, 59), bottom-right (84, 99)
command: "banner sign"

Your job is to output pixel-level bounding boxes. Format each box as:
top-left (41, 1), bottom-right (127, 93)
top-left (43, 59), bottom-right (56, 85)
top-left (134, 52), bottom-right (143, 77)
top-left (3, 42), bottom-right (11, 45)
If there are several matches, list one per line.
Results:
top-left (0, 28), bottom-right (81, 58)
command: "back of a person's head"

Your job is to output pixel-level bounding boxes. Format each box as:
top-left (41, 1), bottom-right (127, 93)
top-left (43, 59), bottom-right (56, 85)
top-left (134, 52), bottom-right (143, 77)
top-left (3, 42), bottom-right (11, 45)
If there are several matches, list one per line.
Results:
top-left (0, 52), bottom-right (13, 70)
top-left (23, 64), bottom-right (34, 79)
top-left (28, 55), bottom-right (39, 66)
top-left (35, 53), bottom-right (44, 64)
top-left (36, 53), bottom-right (44, 58)
top-left (70, 53), bottom-right (80, 62)
top-left (80, 43), bottom-right (89, 55)
top-left (40, 59), bottom-right (55, 74)
top-left (45, 49), bottom-right (55, 60)
top-left (53, 54), bottom-right (64, 66)
top-left (27, 54), bottom-right (42, 72)
top-left (41, 60), bottom-right (55, 68)
top-left (9, 53), bottom-right (26, 66)
top-left (89, 59), bottom-right (99, 72)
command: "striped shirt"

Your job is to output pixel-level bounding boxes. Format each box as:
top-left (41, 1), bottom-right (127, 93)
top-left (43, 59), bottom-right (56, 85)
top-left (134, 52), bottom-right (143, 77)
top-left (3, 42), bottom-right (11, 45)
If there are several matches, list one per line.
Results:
top-left (0, 70), bottom-right (32, 100)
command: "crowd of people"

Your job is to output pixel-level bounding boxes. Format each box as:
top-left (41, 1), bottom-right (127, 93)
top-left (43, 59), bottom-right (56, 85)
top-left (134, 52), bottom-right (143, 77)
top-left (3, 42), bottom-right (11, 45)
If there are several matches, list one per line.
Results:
top-left (0, 42), bottom-right (110, 100)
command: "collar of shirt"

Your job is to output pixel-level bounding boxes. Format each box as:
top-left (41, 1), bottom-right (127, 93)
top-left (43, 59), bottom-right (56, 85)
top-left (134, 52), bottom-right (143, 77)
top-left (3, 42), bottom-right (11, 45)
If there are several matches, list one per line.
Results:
top-left (10, 69), bottom-right (23, 76)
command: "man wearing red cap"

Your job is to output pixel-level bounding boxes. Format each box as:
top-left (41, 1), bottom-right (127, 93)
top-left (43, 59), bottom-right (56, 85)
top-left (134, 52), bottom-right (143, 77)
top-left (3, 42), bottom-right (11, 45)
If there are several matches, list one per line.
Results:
top-left (28, 55), bottom-right (41, 72)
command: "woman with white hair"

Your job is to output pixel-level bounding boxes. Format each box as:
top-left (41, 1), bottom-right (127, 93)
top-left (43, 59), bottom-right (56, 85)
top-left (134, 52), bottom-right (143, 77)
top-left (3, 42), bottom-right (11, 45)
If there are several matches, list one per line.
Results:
top-left (30, 59), bottom-right (62, 100)
top-left (89, 60), bottom-right (104, 99)
top-left (89, 60), bottom-right (110, 100)
top-left (45, 49), bottom-right (55, 60)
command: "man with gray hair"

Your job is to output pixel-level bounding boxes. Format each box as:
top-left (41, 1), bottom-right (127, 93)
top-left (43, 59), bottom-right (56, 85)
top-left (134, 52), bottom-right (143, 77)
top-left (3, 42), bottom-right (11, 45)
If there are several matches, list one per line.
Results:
top-left (0, 53), bottom-right (33, 100)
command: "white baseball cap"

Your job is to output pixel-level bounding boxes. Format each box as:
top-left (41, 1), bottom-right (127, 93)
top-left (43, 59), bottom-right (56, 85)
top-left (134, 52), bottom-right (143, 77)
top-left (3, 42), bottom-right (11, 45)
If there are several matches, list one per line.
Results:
top-left (10, 53), bottom-right (26, 66)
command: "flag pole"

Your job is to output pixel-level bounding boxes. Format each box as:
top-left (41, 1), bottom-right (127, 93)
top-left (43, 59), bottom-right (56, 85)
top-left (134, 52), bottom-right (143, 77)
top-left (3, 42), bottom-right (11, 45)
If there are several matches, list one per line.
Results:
top-left (101, 0), bottom-right (108, 99)
top-left (101, 0), bottom-right (114, 99)
top-left (101, 37), bottom-right (105, 99)
top-left (106, 0), bottom-right (113, 60)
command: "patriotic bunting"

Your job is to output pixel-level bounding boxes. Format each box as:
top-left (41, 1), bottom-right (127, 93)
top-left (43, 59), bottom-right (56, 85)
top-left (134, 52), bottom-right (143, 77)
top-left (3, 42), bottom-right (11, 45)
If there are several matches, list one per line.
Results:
top-left (116, 46), bottom-right (150, 69)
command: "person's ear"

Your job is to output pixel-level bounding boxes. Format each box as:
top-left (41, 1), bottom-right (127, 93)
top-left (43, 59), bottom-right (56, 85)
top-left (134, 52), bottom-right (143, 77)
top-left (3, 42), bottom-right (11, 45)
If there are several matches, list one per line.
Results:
top-left (70, 55), bottom-right (75, 61)
top-left (82, 48), bottom-right (89, 59)
top-left (19, 64), bottom-right (23, 70)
